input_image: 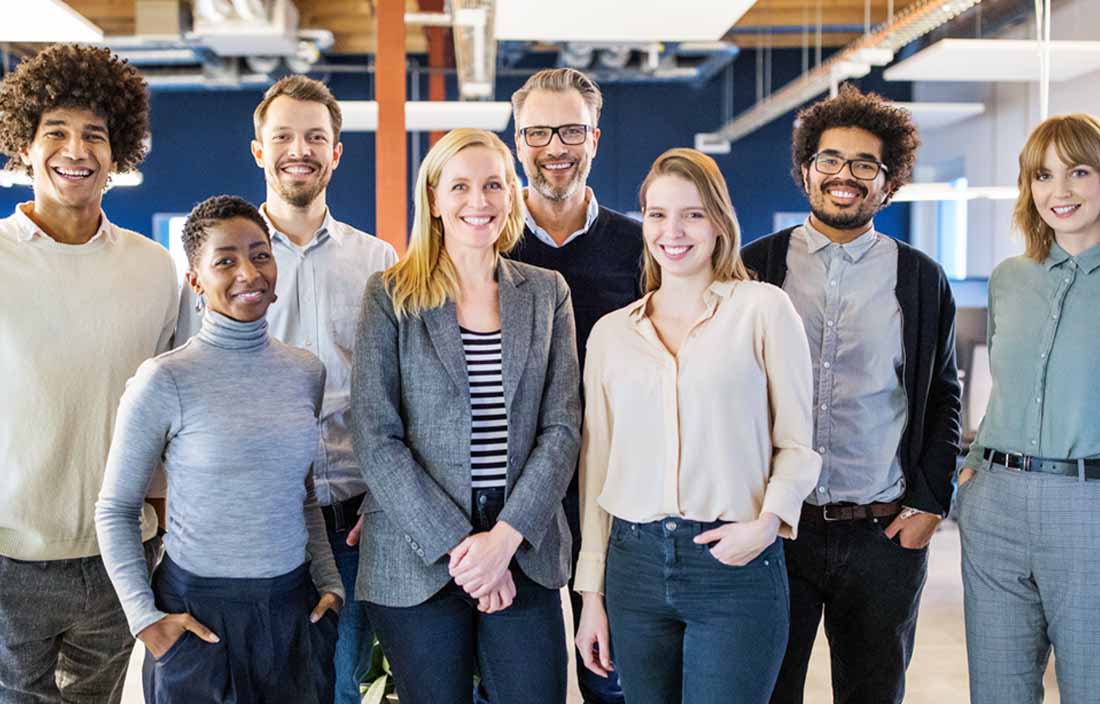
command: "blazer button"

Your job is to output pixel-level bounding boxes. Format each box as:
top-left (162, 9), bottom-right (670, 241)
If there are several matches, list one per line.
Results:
top-left (404, 534), bottom-right (411, 543)
top-left (411, 541), bottom-right (419, 550)
top-left (417, 549), bottom-right (425, 557)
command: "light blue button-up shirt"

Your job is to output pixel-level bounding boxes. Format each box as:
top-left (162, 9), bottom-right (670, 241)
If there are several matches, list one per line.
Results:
top-left (783, 221), bottom-right (908, 506)
top-left (965, 242), bottom-right (1100, 468)
top-left (177, 208), bottom-right (397, 505)
top-left (522, 187), bottom-right (599, 248)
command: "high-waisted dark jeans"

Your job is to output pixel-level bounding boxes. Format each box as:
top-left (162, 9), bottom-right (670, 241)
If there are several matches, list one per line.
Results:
top-left (367, 487), bottom-right (566, 704)
top-left (605, 517), bottom-right (789, 704)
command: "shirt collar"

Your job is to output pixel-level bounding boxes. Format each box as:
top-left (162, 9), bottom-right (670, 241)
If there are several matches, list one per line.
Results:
top-left (13, 202), bottom-right (115, 244)
top-left (800, 218), bottom-right (878, 262)
top-left (523, 187), bottom-right (599, 247)
top-left (1046, 241), bottom-right (1100, 274)
top-left (627, 280), bottom-right (738, 323)
top-left (260, 203), bottom-right (338, 248)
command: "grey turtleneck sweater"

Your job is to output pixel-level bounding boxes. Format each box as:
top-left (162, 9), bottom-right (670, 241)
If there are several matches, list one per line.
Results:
top-left (96, 310), bottom-right (344, 637)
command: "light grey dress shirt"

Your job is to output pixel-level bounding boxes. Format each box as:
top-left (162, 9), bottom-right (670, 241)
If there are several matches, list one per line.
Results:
top-left (177, 208), bottom-right (397, 506)
top-left (783, 221), bottom-right (908, 506)
top-left (964, 243), bottom-right (1100, 468)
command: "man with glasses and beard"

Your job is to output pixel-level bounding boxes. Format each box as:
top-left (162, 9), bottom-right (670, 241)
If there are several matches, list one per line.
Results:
top-left (504, 68), bottom-right (643, 704)
top-left (741, 85), bottom-right (961, 704)
top-left (177, 76), bottom-right (396, 704)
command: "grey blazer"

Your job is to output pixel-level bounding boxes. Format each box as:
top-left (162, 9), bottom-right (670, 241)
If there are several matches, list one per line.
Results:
top-left (350, 259), bottom-right (581, 607)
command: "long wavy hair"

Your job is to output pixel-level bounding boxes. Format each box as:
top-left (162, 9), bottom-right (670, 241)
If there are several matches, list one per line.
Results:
top-left (384, 128), bottom-right (525, 318)
top-left (1014, 113), bottom-right (1100, 261)
top-left (639, 148), bottom-right (751, 293)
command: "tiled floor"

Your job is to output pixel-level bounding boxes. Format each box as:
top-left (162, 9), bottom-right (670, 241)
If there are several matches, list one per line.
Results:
top-left (123, 522), bottom-right (1060, 703)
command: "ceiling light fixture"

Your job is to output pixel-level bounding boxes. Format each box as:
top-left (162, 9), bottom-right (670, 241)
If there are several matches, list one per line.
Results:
top-left (0, 0), bottom-right (103, 43)
top-left (340, 101), bottom-right (513, 132)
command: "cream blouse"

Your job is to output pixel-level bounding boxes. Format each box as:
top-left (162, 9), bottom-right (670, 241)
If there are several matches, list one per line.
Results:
top-left (575, 279), bottom-right (821, 594)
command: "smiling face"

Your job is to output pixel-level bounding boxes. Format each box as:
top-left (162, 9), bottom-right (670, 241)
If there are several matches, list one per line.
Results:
top-left (186, 217), bottom-right (277, 322)
top-left (430, 145), bottom-right (514, 256)
top-left (802, 126), bottom-right (889, 237)
top-left (251, 95), bottom-right (342, 208)
top-left (20, 107), bottom-right (115, 213)
top-left (1031, 142), bottom-right (1100, 249)
top-left (514, 88), bottom-right (599, 203)
top-left (642, 174), bottom-right (718, 283)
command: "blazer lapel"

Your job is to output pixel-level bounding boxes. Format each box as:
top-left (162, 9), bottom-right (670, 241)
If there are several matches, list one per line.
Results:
top-left (423, 302), bottom-right (468, 394)
top-left (498, 261), bottom-right (533, 410)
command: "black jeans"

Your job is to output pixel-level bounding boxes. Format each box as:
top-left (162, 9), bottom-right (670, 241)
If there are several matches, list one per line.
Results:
top-left (369, 487), bottom-right (566, 704)
top-left (770, 507), bottom-right (929, 704)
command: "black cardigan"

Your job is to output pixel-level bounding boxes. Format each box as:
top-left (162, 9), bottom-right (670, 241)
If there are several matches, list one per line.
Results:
top-left (741, 227), bottom-right (962, 515)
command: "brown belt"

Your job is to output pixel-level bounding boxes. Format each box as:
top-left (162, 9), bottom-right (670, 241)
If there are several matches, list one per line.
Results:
top-left (801, 500), bottom-right (903, 526)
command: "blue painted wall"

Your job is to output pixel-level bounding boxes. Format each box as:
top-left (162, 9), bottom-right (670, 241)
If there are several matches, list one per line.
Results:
top-left (0, 49), bottom-right (911, 244)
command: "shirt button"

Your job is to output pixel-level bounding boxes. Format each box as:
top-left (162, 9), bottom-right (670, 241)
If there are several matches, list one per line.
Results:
top-left (1052, 312), bottom-right (1058, 319)
top-left (817, 487), bottom-right (827, 494)
top-left (818, 447), bottom-right (826, 453)
top-left (1040, 353), bottom-right (1046, 359)
top-left (820, 404), bottom-right (828, 410)
top-left (665, 521), bottom-right (677, 531)
top-left (1036, 397), bottom-right (1042, 403)
top-left (829, 280), bottom-right (837, 287)
top-left (826, 320), bottom-right (835, 327)
top-left (823, 362), bottom-right (831, 369)
top-left (1031, 440), bottom-right (1037, 445)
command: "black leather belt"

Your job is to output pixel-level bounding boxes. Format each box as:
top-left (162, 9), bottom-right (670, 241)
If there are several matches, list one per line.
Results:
top-left (321, 492), bottom-right (365, 532)
top-left (802, 500), bottom-right (903, 526)
top-left (983, 449), bottom-right (1100, 479)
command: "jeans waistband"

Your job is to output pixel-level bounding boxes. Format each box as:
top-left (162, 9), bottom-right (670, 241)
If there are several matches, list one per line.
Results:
top-left (612, 516), bottom-right (728, 538)
top-left (156, 554), bottom-right (310, 600)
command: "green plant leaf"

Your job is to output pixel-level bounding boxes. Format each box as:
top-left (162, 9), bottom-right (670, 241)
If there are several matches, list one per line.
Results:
top-left (362, 675), bottom-right (389, 704)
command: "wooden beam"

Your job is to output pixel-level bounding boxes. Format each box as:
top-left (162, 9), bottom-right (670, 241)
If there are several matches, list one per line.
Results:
top-left (375, 0), bottom-right (408, 255)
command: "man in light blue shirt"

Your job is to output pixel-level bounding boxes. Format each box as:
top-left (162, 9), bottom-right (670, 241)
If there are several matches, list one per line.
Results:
top-left (178, 76), bottom-right (396, 704)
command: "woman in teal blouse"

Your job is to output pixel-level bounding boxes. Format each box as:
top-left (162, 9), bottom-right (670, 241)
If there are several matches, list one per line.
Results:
top-left (958, 113), bottom-right (1100, 704)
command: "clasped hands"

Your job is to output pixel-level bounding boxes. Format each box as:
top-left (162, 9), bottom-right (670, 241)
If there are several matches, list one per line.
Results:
top-left (448, 521), bottom-right (524, 614)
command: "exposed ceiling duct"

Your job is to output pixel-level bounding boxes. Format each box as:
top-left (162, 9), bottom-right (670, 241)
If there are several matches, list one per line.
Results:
top-left (708, 0), bottom-right (985, 144)
top-left (407, 1), bottom-right (498, 100)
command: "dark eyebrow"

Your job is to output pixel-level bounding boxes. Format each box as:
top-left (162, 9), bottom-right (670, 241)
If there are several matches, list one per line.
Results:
top-left (820, 148), bottom-right (881, 161)
top-left (41, 119), bottom-right (108, 135)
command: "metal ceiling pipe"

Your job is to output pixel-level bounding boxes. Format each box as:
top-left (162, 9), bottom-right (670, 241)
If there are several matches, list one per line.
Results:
top-left (714, 0), bottom-right (986, 144)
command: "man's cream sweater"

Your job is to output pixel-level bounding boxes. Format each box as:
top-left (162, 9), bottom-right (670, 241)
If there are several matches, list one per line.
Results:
top-left (0, 203), bottom-right (178, 561)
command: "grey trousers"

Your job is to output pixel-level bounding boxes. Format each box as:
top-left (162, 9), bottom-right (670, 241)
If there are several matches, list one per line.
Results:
top-left (958, 464), bottom-right (1100, 704)
top-left (0, 541), bottom-right (158, 704)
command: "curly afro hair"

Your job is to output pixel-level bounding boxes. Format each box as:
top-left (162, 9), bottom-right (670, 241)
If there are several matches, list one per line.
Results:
top-left (791, 83), bottom-right (920, 200)
top-left (0, 44), bottom-right (149, 174)
top-left (182, 195), bottom-right (271, 268)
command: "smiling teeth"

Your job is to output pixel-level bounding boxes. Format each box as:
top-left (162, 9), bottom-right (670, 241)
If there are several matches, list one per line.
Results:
top-left (829, 189), bottom-right (857, 198)
top-left (56, 168), bottom-right (91, 177)
top-left (463, 216), bottom-right (491, 226)
top-left (1053, 205), bottom-right (1079, 214)
top-left (283, 165), bottom-right (314, 174)
top-left (543, 163), bottom-right (571, 170)
top-left (663, 245), bottom-right (690, 255)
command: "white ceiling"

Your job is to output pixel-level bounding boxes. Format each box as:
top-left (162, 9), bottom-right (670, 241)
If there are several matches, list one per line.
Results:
top-left (893, 102), bottom-right (986, 130)
top-left (493, 0), bottom-right (758, 43)
top-left (885, 39), bottom-right (1100, 83)
top-left (0, 0), bottom-right (102, 42)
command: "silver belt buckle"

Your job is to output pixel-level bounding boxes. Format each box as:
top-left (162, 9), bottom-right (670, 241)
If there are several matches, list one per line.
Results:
top-left (1005, 452), bottom-right (1028, 472)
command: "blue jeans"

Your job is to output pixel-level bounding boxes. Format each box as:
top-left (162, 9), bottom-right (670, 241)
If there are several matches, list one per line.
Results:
top-left (368, 488), bottom-right (566, 704)
top-left (327, 522), bottom-right (373, 704)
top-left (605, 518), bottom-right (789, 704)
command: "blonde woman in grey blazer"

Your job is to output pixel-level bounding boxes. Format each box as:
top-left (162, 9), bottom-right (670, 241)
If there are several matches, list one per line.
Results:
top-left (350, 128), bottom-right (580, 704)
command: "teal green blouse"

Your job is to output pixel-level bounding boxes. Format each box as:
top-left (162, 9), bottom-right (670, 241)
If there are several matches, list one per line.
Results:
top-left (965, 242), bottom-right (1100, 468)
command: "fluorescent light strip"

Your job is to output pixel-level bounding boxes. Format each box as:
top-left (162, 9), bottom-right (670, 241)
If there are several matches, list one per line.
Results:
top-left (893, 182), bottom-right (1018, 202)
top-left (340, 101), bottom-right (513, 132)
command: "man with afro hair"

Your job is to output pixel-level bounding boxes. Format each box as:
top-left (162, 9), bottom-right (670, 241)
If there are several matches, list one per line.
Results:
top-left (742, 84), bottom-right (961, 704)
top-left (0, 44), bottom-right (178, 703)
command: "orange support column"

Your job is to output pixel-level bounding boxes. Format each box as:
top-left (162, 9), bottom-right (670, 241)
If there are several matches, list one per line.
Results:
top-left (376, 0), bottom-right (408, 256)
top-left (420, 0), bottom-right (449, 146)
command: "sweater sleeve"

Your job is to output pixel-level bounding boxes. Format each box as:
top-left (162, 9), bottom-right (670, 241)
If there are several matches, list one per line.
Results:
top-left (759, 290), bottom-right (822, 539)
top-left (304, 363), bottom-right (345, 602)
top-left (95, 359), bottom-right (179, 636)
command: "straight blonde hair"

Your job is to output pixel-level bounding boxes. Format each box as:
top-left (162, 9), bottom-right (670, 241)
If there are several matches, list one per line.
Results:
top-left (1014, 113), bottom-right (1100, 261)
top-left (638, 148), bottom-right (751, 293)
top-left (384, 128), bottom-right (525, 318)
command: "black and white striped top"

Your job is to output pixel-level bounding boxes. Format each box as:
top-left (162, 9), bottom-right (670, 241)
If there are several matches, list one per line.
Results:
top-left (461, 328), bottom-right (508, 489)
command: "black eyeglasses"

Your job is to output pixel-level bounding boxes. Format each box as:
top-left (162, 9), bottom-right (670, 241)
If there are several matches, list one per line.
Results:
top-left (518, 124), bottom-right (592, 148)
top-left (810, 152), bottom-right (888, 181)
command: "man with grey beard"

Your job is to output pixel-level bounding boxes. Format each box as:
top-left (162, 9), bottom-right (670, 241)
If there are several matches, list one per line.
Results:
top-left (505, 68), bottom-right (643, 704)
